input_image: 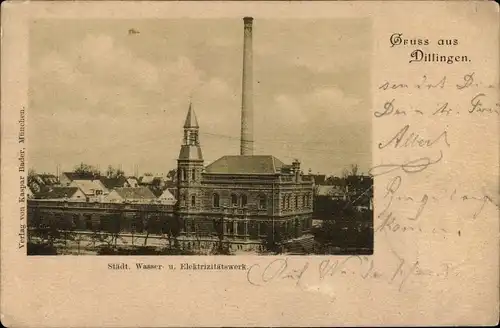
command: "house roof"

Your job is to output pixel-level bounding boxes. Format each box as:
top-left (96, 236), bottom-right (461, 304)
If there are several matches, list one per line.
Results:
top-left (126, 177), bottom-right (138, 184)
top-left (159, 189), bottom-right (176, 200)
top-left (38, 174), bottom-right (59, 185)
top-left (72, 180), bottom-right (108, 195)
top-left (62, 172), bottom-right (99, 181)
top-left (148, 186), bottom-right (164, 197)
top-left (167, 188), bottom-right (177, 198)
top-left (114, 187), bottom-right (157, 200)
top-left (140, 175), bottom-right (155, 184)
top-left (204, 155), bottom-right (285, 175)
top-left (99, 176), bottom-right (128, 189)
top-left (36, 187), bottom-right (79, 199)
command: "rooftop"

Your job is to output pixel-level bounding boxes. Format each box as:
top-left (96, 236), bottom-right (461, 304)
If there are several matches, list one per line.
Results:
top-left (36, 187), bottom-right (79, 199)
top-left (114, 187), bottom-right (157, 200)
top-left (204, 155), bottom-right (286, 175)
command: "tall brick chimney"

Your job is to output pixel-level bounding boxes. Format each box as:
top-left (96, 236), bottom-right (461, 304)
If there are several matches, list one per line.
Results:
top-left (240, 16), bottom-right (254, 156)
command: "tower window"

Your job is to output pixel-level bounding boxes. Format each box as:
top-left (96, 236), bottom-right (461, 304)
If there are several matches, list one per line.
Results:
top-left (240, 194), bottom-right (247, 207)
top-left (259, 194), bottom-right (267, 209)
top-left (213, 193), bottom-right (220, 208)
top-left (181, 168), bottom-right (187, 181)
top-left (302, 194), bottom-right (306, 207)
top-left (286, 195), bottom-right (290, 209)
top-left (295, 195), bottom-right (299, 209)
top-left (191, 195), bottom-right (196, 206)
top-left (231, 194), bottom-right (238, 207)
top-left (191, 169), bottom-right (196, 181)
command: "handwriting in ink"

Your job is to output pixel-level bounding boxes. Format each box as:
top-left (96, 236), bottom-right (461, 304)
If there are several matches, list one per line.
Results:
top-left (432, 102), bottom-right (453, 116)
top-left (368, 150), bottom-right (443, 177)
top-left (456, 72), bottom-right (476, 90)
top-left (469, 93), bottom-right (500, 114)
top-left (378, 124), bottom-right (450, 149)
top-left (416, 75), bottom-right (446, 89)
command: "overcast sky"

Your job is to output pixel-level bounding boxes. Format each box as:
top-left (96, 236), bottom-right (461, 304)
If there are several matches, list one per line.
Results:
top-left (29, 18), bottom-right (371, 176)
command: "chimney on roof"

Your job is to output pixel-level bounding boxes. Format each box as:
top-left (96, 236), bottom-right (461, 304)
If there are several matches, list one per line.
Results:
top-left (240, 17), bottom-right (254, 156)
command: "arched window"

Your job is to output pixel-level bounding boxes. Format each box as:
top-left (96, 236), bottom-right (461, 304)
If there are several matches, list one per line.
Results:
top-left (241, 194), bottom-right (247, 207)
top-left (213, 193), bottom-right (220, 208)
top-left (302, 194), bottom-right (306, 207)
top-left (286, 195), bottom-right (290, 209)
top-left (191, 169), bottom-right (196, 181)
top-left (282, 196), bottom-right (286, 209)
top-left (259, 194), bottom-right (267, 209)
top-left (191, 195), bottom-right (196, 206)
top-left (295, 195), bottom-right (299, 209)
top-left (231, 194), bottom-right (238, 207)
top-left (181, 168), bottom-right (187, 181)
top-left (182, 194), bottom-right (186, 204)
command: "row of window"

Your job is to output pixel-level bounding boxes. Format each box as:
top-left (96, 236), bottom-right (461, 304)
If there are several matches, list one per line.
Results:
top-left (181, 193), bottom-right (312, 210)
top-left (282, 194), bottom-right (311, 210)
top-left (212, 193), bottom-right (266, 209)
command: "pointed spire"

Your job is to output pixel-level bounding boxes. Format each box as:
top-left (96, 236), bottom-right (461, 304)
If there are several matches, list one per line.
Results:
top-left (183, 102), bottom-right (199, 128)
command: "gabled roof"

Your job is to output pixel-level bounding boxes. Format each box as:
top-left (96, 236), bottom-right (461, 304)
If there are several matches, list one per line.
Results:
top-left (99, 176), bottom-right (128, 189)
top-left (159, 189), bottom-right (176, 200)
top-left (183, 103), bottom-right (199, 128)
top-left (36, 187), bottom-right (79, 199)
top-left (61, 172), bottom-right (99, 181)
top-left (38, 174), bottom-right (59, 185)
top-left (205, 155), bottom-right (285, 175)
top-left (148, 186), bottom-right (164, 197)
top-left (71, 180), bottom-right (108, 195)
top-left (114, 187), bottom-right (157, 200)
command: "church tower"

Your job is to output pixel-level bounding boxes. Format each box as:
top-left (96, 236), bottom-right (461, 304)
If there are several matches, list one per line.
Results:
top-left (177, 102), bottom-right (203, 212)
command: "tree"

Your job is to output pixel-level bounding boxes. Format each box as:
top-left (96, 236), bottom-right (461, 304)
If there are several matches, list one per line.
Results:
top-left (162, 215), bottom-right (181, 249)
top-left (105, 165), bottom-right (125, 178)
top-left (74, 163), bottom-right (100, 179)
top-left (262, 228), bottom-right (285, 254)
top-left (28, 168), bottom-right (37, 185)
top-left (143, 214), bottom-right (164, 246)
top-left (167, 169), bottom-right (177, 182)
top-left (100, 213), bottom-right (122, 248)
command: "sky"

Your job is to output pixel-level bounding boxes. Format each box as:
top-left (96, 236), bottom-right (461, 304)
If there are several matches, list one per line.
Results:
top-left (28, 18), bottom-right (371, 177)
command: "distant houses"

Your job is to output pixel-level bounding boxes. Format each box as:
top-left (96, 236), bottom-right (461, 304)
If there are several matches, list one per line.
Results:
top-left (28, 171), bottom-right (177, 204)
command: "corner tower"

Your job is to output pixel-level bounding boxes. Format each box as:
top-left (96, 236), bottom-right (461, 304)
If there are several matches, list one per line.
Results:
top-left (177, 102), bottom-right (203, 211)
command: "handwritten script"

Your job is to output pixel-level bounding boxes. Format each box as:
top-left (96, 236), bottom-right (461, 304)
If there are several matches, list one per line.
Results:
top-left (245, 69), bottom-right (499, 299)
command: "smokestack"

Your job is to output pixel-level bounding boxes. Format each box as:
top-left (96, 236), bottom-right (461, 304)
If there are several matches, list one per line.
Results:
top-left (240, 16), bottom-right (254, 156)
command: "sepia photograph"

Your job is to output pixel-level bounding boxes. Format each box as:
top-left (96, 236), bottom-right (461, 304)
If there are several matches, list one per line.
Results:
top-left (27, 17), bottom-right (372, 256)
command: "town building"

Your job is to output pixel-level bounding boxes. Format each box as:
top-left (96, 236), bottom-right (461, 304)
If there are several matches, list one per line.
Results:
top-left (104, 187), bottom-right (158, 204)
top-left (174, 17), bottom-right (313, 249)
top-left (69, 179), bottom-right (108, 202)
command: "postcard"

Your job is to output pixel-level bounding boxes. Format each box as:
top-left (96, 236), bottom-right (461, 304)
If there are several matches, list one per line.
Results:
top-left (1, 1), bottom-right (498, 326)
